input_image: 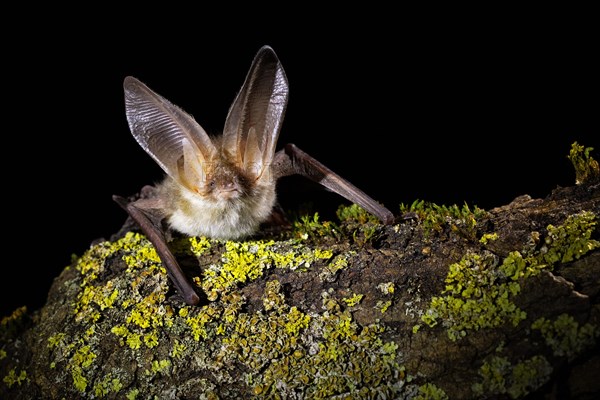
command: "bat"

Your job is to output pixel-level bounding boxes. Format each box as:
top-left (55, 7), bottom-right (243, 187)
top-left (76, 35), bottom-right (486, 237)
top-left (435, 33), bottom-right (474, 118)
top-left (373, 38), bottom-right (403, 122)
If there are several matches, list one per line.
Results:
top-left (113, 45), bottom-right (395, 305)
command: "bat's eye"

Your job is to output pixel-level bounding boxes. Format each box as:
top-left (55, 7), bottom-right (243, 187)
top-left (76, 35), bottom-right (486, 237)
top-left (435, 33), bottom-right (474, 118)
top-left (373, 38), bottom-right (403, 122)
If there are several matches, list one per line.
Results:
top-left (209, 180), bottom-right (216, 189)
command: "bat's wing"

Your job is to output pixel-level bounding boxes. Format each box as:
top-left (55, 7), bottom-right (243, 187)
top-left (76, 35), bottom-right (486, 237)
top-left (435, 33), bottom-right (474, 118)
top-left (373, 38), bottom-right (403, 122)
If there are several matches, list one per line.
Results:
top-left (112, 194), bottom-right (201, 305)
top-left (123, 76), bottom-right (217, 194)
top-left (273, 144), bottom-right (396, 225)
top-left (222, 45), bottom-right (289, 181)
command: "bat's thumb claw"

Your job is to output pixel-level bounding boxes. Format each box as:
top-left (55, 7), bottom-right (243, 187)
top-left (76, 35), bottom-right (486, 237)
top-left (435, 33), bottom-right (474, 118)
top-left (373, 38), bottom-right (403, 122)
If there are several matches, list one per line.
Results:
top-left (112, 194), bottom-right (130, 210)
top-left (382, 211), bottom-right (396, 225)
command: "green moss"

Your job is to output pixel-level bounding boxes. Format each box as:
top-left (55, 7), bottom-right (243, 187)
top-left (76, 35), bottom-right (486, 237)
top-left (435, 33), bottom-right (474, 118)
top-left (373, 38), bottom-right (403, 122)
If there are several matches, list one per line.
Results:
top-left (399, 200), bottom-right (487, 239)
top-left (293, 212), bottom-right (340, 240)
top-left (72, 366), bottom-right (88, 393)
top-left (69, 345), bottom-right (97, 393)
top-left (532, 313), bottom-right (598, 360)
top-left (170, 339), bottom-right (186, 359)
top-left (336, 203), bottom-right (384, 246)
top-left (418, 211), bottom-right (599, 341)
top-left (319, 252), bottom-right (354, 282)
top-left (472, 355), bottom-right (552, 399)
top-left (568, 141), bottom-right (599, 184)
top-left (63, 230), bottom-right (336, 398)
top-left (292, 204), bottom-right (387, 246)
top-left (336, 203), bottom-right (379, 224)
top-left (39, 232), bottom-right (178, 394)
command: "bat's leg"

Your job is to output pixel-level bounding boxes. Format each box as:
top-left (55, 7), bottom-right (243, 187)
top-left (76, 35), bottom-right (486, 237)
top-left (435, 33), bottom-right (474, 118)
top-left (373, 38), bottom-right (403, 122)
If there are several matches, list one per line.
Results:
top-left (113, 195), bottom-right (201, 305)
top-left (272, 144), bottom-right (395, 225)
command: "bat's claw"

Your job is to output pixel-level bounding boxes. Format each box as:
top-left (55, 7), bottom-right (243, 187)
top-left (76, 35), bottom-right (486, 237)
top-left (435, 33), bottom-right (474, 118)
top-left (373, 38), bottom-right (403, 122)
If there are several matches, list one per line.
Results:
top-left (382, 212), bottom-right (396, 225)
top-left (112, 194), bottom-right (130, 210)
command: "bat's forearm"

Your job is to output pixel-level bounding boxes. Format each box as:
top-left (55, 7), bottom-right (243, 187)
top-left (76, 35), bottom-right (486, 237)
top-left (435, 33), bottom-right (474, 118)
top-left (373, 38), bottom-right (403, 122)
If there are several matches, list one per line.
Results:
top-left (113, 195), bottom-right (201, 305)
top-left (273, 144), bottom-right (395, 225)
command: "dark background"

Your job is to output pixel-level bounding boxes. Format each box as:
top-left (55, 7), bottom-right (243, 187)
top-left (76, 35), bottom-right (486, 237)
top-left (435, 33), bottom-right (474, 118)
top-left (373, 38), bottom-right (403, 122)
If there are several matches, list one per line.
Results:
top-left (2, 12), bottom-right (597, 317)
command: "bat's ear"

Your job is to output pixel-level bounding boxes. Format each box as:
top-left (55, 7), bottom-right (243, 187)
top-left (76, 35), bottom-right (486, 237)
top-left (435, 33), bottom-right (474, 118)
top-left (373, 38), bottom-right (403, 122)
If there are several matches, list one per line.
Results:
top-left (222, 45), bottom-right (289, 181)
top-left (124, 76), bottom-right (218, 193)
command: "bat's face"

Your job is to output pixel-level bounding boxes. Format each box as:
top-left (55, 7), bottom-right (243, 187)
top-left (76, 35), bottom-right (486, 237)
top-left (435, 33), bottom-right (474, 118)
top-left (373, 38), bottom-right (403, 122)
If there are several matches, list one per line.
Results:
top-left (158, 143), bottom-right (278, 240)
top-left (182, 151), bottom-right (250, 202)
top-left (204, 162), bottom-right (246, 202)
top-left (159, 165), bottom-right (277, 240)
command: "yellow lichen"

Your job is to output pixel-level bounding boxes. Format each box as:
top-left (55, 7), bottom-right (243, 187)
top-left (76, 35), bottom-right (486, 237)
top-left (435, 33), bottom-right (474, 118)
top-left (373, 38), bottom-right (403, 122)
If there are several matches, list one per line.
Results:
top-left (92, 375), bottom-right (123, 397)
top-left (14, 218), bottom-right (405, 398)
top-left (201, 238), bottom-right (332, 301)
top-left (215, 279), bottom-right (403, 398)
top-left (148, 359), bottom-right (171, 375)
top-left (377, 282), bottom-right (395, 295)
top-left (376, 300), bottom-right (393, 313)
top-left (170, 339), bottom-right (186, 359)
top-left (479, 232), bottom-right (499, 245)
top-left (1, 306), bottom-right (27, 329)
top-left (188, 235), bottom-right (212, 257)
top-left (126, 388), bottom-right (140, 400)
top-left (2, 369), bottom-right (27, 388)
top-left (342, 293), bottom-right (364, 307)
top-left (419, 211), bottom-right (599, 341)
top-left (472, 355), bottom-right (552, 398)
top-left (415, 383), bottom-right (449, 400)
top-left (532, 314), bottom-right (598, 360)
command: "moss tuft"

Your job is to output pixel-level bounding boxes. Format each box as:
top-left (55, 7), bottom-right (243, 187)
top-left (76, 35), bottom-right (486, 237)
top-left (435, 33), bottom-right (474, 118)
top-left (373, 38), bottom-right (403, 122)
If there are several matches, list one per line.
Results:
top-left (568, 141), bottom-right (599, 184)
top-left (399, 200), bottom-right (487, 239)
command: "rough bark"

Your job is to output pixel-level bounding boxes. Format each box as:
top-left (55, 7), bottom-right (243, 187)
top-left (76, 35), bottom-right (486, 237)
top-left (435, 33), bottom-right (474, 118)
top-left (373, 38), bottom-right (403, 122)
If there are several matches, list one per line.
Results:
top-left (1, 163), bottom-right (599, 399)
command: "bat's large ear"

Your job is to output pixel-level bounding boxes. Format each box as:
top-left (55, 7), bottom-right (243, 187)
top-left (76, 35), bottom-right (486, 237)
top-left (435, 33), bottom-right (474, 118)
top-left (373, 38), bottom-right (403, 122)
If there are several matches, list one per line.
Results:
top-left (222, 45), bottom-right (289, 181)
top-left (124, 76), bottom-right (217, 193)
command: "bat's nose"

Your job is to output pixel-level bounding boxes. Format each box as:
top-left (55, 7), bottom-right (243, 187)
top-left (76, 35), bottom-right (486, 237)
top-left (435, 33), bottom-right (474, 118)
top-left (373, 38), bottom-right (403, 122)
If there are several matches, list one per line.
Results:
top-left (223, 181), bottom-right (237, 191)
top-left (217, 180), bottom-right (241, 200)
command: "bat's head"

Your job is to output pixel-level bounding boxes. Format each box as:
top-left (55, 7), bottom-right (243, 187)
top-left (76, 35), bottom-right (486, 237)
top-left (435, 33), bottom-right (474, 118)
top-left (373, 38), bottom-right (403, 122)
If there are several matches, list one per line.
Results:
top-left (123, 45), bottom-right (287, 211)
top-left (123, 46), bottom-right (287, 238)
top-left (161, 149), bottom-right (277, 239)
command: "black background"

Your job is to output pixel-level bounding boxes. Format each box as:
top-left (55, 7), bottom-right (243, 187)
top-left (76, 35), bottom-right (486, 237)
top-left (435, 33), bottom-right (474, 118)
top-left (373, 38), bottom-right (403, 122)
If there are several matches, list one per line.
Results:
top-left (1, 11), bottom-right (597, 317)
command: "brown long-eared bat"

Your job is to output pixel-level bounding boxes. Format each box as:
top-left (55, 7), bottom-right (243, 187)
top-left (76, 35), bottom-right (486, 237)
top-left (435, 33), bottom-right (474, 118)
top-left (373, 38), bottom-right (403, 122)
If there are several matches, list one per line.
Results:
top-left (114, 45), bottom-right (395, 305)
